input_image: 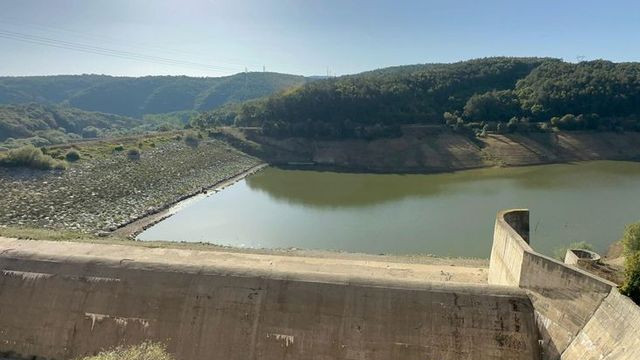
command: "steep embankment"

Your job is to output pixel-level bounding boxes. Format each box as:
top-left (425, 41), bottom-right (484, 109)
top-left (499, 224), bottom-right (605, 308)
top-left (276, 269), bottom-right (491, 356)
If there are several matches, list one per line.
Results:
top-left (234, 128), bottom-right (640, 172)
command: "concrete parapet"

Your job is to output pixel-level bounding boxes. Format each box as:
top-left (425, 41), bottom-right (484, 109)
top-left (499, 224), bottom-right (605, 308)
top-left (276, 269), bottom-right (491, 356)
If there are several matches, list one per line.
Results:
top-left (563, 249), bottom-right (601, 266)
top-left (488, 209), bottom-right (532, 287)
top-left (489, 209), bottom-right (637, 360)
top-left (0, 242), bottom-right (540, 360)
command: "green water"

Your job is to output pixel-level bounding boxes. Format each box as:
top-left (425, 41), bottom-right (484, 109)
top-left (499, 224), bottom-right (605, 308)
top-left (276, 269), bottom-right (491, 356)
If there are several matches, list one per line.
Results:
top-left (138, 161), bottom-right (640, 258)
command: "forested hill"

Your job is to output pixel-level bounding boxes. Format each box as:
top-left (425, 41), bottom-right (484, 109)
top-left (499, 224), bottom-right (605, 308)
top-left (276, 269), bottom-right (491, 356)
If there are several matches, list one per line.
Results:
top-left (0, 103), bottom-right (142, 147)
top-left (0, 72), bottom-right (308, 118)
top-left (195, 57), bottom-right (640, 138)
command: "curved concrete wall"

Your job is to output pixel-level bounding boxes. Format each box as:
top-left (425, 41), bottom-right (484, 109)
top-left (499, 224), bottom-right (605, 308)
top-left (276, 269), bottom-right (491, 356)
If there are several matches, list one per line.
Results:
top-left (489, 209), bottom-right (640, 360)
top-left (0, 244), bottom-right (540, 360)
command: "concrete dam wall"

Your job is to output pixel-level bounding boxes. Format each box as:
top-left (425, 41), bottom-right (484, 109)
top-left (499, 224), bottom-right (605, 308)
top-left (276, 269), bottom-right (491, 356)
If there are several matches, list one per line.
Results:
top-left (489, 209), bottom-right (640, 360)
top-left (0, 241), bottom-right (539, 360)
top-left (2, 209), bottom-right (640, 359)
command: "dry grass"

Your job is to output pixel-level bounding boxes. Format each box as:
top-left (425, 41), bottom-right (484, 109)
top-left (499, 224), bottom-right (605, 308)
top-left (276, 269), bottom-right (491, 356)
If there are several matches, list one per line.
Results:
top-left (76, 342), bottom-right (173, 360)
top-left (0, 145), bottom-right (67, 170)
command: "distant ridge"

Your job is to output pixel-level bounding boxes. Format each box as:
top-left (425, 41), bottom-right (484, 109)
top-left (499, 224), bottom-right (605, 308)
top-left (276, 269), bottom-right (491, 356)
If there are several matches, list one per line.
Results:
top-left (0, 103), bottom-right (142, 145)
top-left (0, 72), bottom-right (309, 118)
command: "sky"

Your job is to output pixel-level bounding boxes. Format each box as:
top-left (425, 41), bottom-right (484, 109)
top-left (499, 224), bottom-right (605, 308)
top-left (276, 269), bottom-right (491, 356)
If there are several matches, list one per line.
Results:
top-left (1, 0), bottom-right (640, 77)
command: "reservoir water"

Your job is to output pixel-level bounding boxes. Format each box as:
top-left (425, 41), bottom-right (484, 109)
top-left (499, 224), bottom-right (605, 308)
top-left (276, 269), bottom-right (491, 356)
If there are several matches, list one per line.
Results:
top-left (138, 161), bottom-right (640, 258)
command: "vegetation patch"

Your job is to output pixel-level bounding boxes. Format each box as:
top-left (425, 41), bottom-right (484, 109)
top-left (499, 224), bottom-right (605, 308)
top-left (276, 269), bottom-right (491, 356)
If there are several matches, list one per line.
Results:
top-left (622, 223), bottom-right (640, 255)
top-left (127, 147), bottom-right (141, 160)
top-left (65, 149), bottom-right (81, 162)
top-left (0, 145), bottom-right (67, 170)
top-left (0, 225), bottom-right (123, 243)
top-left (621, 222), bottom-right (640, 304)
top-left (0, 103), bottom-right (142, 148)
top-left (184, 131), bottom-right (201, 147)
top-left (621, 252), bottom-right (640, 304)
top-left (75, 342), bottom-right (173, 360)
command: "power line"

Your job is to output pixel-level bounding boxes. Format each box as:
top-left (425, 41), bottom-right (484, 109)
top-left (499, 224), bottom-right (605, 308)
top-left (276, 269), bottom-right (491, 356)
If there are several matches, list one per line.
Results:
top-left (0, 16), bottom-right (261, 68)
top-left (0, 29), bottom-right (238, 72)
top-left (0, 28), bottom-right (243, 73)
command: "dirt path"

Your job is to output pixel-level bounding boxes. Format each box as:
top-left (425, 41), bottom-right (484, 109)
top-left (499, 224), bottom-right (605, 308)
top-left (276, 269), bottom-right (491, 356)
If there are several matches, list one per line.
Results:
top-left (0, 237), bottom-right (488, 284)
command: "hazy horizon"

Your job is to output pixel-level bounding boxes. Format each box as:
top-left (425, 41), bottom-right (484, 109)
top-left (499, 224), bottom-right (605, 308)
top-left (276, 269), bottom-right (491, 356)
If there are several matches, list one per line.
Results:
top-left (0, 57), bottom-right (558, 79)
top-left (3, 0), bottom-right (640, 78)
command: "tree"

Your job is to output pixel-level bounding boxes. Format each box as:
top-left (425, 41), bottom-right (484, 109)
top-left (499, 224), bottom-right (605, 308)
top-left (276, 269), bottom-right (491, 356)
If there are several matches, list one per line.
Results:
top-left (506, 117), bottom-right (519, 132)
top-left (620, 222), bottom-right (640, 304)
top-left (622, 223), bottom-right (640, 256)
top-left (81, 126), bottom-right (101, 138)
top-left (551, 114), bottom-right (580, 130)
top-left (463, 90), bottom-right (521, 122)
top-left (621, 252), bottom-right (640, 304)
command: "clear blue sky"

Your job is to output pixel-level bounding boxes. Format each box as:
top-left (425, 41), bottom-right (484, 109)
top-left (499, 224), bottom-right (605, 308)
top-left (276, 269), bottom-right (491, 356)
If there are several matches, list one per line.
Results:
top-left (2, 0), bottom-right (639, 77)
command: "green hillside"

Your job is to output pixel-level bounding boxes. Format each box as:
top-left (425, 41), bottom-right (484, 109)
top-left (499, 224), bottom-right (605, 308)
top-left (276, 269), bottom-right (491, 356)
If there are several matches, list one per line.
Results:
top-left (195, 58), bottom-right (640, 138)
top-left (0, 103), bottom-right (142, 147)
top-left (0, 72), bottom-right (308, 118)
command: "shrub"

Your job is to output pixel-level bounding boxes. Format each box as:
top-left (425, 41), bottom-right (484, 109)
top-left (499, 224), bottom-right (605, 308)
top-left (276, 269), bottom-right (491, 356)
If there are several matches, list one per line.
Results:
top-left (127, 148), bottom-right (141, 160)
top-left (622, 223), bottom-right (640, 256)
top-left (81, 126), bottom-right (101, 138)
top-left (0, 145), bottom-right (67, 170)
top-left (65, 150), bottom-right (81, 162)
top-left (76, 342), bottom-right (173, 360)
top-left (621, 252), bottom-right (640, 304)
top-left (113, 144), bottom-right (125, 152)
top-left (27, 136), bottom-right (51, 147)
top-left (184, 131), bottom-right (200, 147)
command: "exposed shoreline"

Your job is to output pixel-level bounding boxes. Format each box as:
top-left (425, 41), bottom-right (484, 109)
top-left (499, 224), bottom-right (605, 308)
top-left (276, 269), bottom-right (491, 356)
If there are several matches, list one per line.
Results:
top-left (113, 163), bottom-right (268, 238)
top-left (235, 129), bottom-right (640, 174)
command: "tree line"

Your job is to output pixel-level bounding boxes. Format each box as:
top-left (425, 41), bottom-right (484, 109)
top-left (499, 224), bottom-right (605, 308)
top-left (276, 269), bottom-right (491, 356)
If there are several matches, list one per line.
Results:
top-left (194, 58), bottom-right (640, 138)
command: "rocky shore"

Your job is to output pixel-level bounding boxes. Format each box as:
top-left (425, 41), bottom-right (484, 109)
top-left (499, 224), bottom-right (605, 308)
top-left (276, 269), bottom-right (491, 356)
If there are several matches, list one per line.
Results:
top-left (0, 139), bottom-right (261, 234)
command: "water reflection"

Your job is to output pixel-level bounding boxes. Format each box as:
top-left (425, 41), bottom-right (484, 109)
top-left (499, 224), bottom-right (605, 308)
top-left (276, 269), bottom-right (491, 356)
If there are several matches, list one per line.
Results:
top-left (246, 161), bottom-right (640, 208)
top-left (139, 161), bottom-right (640, 257)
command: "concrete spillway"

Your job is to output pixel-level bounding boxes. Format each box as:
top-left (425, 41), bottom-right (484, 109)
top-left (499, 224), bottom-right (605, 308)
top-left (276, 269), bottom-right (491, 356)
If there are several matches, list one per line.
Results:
top-left (489, 209), bottom-right (640, 359)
